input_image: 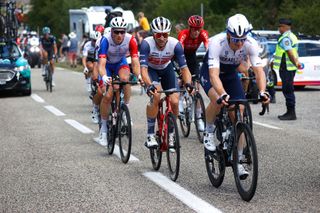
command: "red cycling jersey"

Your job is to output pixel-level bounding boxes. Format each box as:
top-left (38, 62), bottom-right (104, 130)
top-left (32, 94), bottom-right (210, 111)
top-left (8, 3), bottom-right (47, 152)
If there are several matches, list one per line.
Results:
top-left (178, 29), bottom-right (209, 54)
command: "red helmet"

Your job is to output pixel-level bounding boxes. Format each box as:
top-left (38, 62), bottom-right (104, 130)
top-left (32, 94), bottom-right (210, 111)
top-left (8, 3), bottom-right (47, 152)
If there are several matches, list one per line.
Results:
top-left (188, 15), bottom-right (204, 28)
top-left (95, 25), bottom-right (105, 33)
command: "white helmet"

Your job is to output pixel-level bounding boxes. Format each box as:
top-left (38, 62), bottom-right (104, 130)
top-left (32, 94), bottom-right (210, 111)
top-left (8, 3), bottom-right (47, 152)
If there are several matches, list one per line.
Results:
top-left (150, 16), bottom-right (171, 33)
top-left (90, 31), bottom-right (97, 40)
top-left (110, 17), bottom-right (127, 29)
top-left (226, 14), bottom-right (250, 37)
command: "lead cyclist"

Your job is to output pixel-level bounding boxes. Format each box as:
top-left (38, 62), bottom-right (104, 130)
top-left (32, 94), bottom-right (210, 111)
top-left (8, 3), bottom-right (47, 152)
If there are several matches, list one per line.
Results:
top-left (199, 14), bottom-right (270, 178)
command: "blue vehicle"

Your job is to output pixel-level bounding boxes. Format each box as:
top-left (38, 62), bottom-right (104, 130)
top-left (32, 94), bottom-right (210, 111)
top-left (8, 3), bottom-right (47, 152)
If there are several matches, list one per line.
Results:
top-left (0, 39), bottom-right (31, 95)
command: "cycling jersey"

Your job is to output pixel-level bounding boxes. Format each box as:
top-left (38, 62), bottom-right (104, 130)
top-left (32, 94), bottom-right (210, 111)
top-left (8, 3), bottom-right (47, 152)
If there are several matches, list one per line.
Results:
top-left (82, 40), bottom-right (96, 62)
top-left (40, 35), bottom-right (56, 52)
top-left (139, 36), bottom-right (187, 70)
top-left (178, 29), bottom-right (209, 54)
top-left (98, 33), bottom-right (138, 64)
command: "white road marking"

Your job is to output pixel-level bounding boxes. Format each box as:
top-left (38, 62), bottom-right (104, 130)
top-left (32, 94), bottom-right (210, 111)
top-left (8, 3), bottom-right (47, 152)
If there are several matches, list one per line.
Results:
top-left (31, 94), bottom-right (45, 103)
top-left (64, 119), bottom-right (94, 134)
top-left (93, 137), bottom-right (139, 162)
top-left (253, 121), bottom-right (282, 130)
top-left (143, 172), bottom-right (222, 213)
top-left (44, 105), bottom-right (66, 116)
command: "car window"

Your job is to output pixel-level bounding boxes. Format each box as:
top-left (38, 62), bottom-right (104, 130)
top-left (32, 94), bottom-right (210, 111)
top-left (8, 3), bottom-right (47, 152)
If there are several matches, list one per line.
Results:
top-left (298, 43), bottom-right (307, 57)
top-left (267, 42), bottom-right (276, 55)
top-left (305, 43), bottom-right (320, 56)
top-left (0, 43), bottom-right (21, 59)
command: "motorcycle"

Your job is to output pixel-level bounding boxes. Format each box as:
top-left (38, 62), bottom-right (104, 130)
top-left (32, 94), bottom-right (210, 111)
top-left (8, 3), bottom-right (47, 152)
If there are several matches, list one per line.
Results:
top-left (25, 36), bottom-right (41, 68)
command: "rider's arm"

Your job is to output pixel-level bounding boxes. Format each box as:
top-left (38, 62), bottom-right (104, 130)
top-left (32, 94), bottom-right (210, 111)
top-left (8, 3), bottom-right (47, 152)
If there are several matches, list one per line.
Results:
top-left (281, 37), bottom-right (301, 68)
top-left (82, 43), bottom-right (88, 68)
top-left (174, 42), bottom-right (191, 84)
top-left (201, 30), bottom-right (209, 50)
top-left (177, 30), bottom-right (186, 49)
top-left (139, 40), bottom-right (152, 86)
top-left (98, 37), bottom-right (109, 77)
top-left (129, 36), bottom-right (141, 78)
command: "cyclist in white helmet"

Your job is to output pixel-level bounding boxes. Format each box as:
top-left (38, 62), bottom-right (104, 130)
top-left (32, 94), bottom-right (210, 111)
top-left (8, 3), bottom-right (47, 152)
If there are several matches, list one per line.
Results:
top-left (140, 16), bottom-right (194, 148)
top-left (97, 17), bottom-right (141, 146)
top-left (199, 14), bottom-right (270, 178)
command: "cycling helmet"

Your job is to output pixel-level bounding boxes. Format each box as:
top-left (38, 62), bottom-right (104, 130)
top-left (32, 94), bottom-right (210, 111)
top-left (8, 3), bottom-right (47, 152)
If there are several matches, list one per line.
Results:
top-left (89, 31), bottom-right (97, 40)
top-left (42, 26), bottom-right (50, 34)
top-left (150, 16), bottom-right (171, 33)
top-left (110, 17), bottom-right (127, 29)
top-left (188, 15), bottom-right (204, 28)
top-left (226, 14), bottom-right (250, 37)
top-left (95, 25), bottom-right (105, 33)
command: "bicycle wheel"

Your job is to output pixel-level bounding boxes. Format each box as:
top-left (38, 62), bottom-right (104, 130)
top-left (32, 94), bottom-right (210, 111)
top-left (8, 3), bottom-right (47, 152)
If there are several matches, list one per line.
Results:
top-left (118, 104), bottom-right (132, 164)
top-left (233, 123), bottom-right (258, 202)
top-left (194, 92), bottom-right (206, 143)
top-left (178, 94), bottom-right (191, 137)
top-left (205, 124), bottom-right (225, 187)
top-left (150, 114), bottom-right (162, 170)
top-left (48, 66), bottom-right (53, 92)
top-left (166, 113), bottom-right (180, 181)
top-left (243, 103), bottom-right (253, 130)
top-left (107, 110), bottom-right (116, 155)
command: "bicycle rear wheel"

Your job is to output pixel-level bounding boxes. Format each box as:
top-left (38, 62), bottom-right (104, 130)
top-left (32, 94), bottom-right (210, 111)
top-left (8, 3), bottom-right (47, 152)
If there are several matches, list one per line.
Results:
top-left (150, 114), bottom-right (162, 170)
top-left (194, 92), bottom-right (206, 143)
top-left (233, 123), bottom-right (258, 202)
top-left (118, 104), bottom-right (132, 164)
top-left (166, 113), bottom-right (180, 181)
top-left (178, 94), bottom-right (191, 137)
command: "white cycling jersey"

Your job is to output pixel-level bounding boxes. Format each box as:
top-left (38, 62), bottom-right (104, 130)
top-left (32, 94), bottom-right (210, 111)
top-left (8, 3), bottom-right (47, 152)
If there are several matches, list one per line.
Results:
top-left (207, 32), bottom-right (262, 69)
top-left (82, 40), bottom-right (95, 57)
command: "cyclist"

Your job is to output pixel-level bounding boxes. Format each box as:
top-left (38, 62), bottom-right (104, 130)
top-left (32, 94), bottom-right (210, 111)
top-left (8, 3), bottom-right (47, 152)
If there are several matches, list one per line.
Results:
top-left (178, 15), bottom-right (209, 131)
top-left (91, 25), bottom-right (105, 124)
top-left (82, 32), bottom-right (97, 94)
top-left (199, 14), bottom-right (270, 178)
top-left (40, 26), bottom-right (58, 85)
top-left (140, 16), bottom-right (194, 148)
top-left (97, 17), bottom-right (141, 146)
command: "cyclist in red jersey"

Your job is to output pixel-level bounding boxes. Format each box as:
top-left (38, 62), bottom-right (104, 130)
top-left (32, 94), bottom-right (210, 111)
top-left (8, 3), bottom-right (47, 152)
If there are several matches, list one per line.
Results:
top-left (178, 15), bottom-right (209, 131)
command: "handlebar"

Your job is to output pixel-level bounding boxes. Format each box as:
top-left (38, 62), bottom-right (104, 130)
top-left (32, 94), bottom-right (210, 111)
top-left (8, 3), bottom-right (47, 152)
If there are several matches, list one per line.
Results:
top-left (217, 98), bottom-right (269, 116)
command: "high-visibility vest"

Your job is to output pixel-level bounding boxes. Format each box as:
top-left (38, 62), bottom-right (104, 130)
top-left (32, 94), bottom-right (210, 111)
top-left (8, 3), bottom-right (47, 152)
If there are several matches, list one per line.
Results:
top-left (273, 31), bottom-right (298, 71)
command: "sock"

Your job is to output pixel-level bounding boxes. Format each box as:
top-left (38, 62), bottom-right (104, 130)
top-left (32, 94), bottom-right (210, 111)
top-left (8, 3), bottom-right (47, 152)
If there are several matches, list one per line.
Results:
top-left (101, 119), bottom-right (108, 133)
top-left (205, 122), bottom-right (215, 133)
top-left (147, 117), bottom-right (155, 135)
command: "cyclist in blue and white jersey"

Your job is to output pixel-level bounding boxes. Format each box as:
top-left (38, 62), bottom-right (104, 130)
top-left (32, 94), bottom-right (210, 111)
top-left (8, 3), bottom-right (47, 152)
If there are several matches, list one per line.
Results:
top-left (200, 14), bottom-right (270, 177)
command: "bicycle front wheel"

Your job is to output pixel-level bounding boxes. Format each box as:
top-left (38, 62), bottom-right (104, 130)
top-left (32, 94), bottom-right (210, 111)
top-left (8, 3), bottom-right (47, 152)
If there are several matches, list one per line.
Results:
top-left (166, 113), bottom-right (180, 181)
top-left (233, 123), bottom-right (258, 202)
top-left (178, 94), bottom-right (191, 137)
top-left (150, 114), bottom-right (162, 170)
top-left (107, 111), bottom-right (116, 155)
top-left (118, 104), bottom-right (132, 164)
top-left (194, 92), bottom-right (206, 143)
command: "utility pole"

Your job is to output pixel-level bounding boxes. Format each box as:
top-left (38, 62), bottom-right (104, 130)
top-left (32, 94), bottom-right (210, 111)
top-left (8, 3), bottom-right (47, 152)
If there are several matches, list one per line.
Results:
top-left (200, 3), bottom-right (203, 17)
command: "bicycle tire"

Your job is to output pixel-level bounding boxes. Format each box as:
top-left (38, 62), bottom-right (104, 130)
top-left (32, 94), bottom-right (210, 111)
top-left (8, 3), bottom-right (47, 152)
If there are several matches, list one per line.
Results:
top-left (244, 103), bottom-right (253, 130)
top-left (166, 113), bottom-right (180, 181)
top-left (194, 92), bottom-right (206, 143)
top-left (107, 107), bottom-right (116, 155)
top-left (232, 123), bottom-right (258, 202)
top-left (178, 94), bottom-right (191, 137)
top-left (118, 104), bottom-right (132, 164)
top-left (150, 114), bottom-right (162, 170)
top-left (48, 65), bottom-right (53, 92)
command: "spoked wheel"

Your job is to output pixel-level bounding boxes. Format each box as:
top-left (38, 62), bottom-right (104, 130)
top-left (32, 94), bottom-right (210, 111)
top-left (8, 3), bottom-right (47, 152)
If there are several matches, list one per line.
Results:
top-left (233, 124), bottom-right (258, 202)
top-left (107, 111), bottom-right (116, 155)
top-left (194, 93), bottom-right (206, 143)
top-left (118, 104), bottom-right (132, 164)
top-left (178, 93), bottom-right (191, 137)
top-left (243, 103), bottom-right (253, 130)
top-left (166, 113), bottom-right (180, 181)
top-left (150, 115), bottom-right (162, 170)
top-left (48, 66), bottom-right (53, 92)
top-left (205, 147), bottom-right (226, 187)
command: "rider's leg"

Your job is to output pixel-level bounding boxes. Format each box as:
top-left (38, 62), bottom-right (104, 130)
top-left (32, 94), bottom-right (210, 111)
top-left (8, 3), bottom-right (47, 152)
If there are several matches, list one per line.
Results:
top-left (118, 67), bottom-right (131, 105)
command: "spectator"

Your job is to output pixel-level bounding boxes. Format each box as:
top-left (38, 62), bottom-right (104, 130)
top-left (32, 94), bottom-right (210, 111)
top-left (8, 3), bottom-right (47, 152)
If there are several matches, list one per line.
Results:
top-left (59, 33), bottom-right (69, 62)
top-left (68, 32), bottom-right (78, 68)
top-left (136, 12), bottom-right (150, 45)
top-left (175, 23), bottom-right (185, 35)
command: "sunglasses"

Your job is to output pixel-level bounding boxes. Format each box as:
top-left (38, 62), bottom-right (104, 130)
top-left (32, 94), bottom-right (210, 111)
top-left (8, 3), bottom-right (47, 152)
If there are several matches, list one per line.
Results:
top-left (230, 36), bottom-right (247, 43)
top-left (113, 30), bottom-right (126, 35)
top-left (154, 33), bottom-right (169, 39)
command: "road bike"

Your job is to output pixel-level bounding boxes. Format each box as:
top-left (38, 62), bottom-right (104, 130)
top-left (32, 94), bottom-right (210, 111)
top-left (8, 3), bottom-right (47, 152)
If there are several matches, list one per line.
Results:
top-left (102, 76), bottom-right (137, 164)
top-left (204, 98), bottom-right (267, 201)
top-left (178, 76), bottom-right (206, 143)
top-left (149, 89), bottom-right (184, 181)
top-left (43, 61), bottom-right (53, 92)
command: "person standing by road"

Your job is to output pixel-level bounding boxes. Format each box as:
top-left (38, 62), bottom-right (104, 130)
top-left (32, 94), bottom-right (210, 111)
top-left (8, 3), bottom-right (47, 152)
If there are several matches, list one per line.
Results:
top-left (68, 32), bottom-right (78, 68)
top-left (273, 18), bottom-right (301, 120)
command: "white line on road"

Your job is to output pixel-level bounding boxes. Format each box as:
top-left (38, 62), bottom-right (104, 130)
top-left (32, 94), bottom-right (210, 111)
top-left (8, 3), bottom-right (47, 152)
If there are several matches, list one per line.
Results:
top-left (143, 172), bottom-right (222, 213)
top-left (31, 94), bottom-right (45, 103)
top-left (44, 105), bottom-right (66, 116)
top-left (253, 121), bottom-right (282, 130)
top-left (64, 119), bottom-right (94, 134)
top-left (93, 137), bottom-right (140, 162)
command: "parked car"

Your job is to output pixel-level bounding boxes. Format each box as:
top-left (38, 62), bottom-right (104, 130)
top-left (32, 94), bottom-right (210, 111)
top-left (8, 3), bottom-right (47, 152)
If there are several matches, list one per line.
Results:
top-left (0, 39), bottom-right (31, 95)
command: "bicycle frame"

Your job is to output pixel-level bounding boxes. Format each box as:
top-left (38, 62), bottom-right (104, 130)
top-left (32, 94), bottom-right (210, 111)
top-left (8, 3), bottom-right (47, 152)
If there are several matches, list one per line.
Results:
top-left (157, 95), bottom-right (172, 152)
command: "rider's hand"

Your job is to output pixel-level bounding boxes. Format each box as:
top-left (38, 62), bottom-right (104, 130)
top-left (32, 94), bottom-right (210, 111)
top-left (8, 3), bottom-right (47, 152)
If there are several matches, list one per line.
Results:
top-left (185, 82), bottom-right (195, 94)
top-left (259, 91), bottom-right (270, 104)
top-left (146, 84), bottom-right (157, 96)
top-left (83, 67), bottom-right (89, 74)
top-left (217, 93), bottom-right (230, 106)
top-left (102, 75), bottom-right (112, 85)
top-left (137, 74), bottom-right (145, 86)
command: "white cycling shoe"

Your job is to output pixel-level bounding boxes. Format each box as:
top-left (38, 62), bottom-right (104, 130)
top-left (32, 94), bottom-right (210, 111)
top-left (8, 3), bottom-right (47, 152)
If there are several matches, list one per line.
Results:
top-left (91, 110), bottom-right (99, 124)
top-left (203, 132), bottom-right (216, 151)
top-left (238, 164), bottom-right (249, 180)
top-left (145, 134), bottom-right (158, 148)
top-left (197, 119), bottom-right (205, 132)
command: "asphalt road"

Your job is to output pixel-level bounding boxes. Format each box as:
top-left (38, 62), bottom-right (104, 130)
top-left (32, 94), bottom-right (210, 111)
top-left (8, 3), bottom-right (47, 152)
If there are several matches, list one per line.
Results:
top-left (0, 67), bottom-right (319, 212)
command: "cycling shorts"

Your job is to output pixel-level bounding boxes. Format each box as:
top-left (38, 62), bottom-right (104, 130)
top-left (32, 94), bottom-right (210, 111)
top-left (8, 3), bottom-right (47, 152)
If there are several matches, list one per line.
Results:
top-left (185, 52), bottom-right (199, 80)
top-left (200, 61), bottom-right (245, 100)
top-left (148, 62), bottom-right (178, 90)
